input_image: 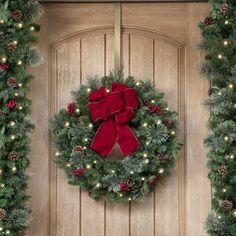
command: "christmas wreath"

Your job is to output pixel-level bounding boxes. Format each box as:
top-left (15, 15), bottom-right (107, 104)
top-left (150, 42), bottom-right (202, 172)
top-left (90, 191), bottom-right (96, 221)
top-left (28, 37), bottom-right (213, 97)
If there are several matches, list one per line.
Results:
top-left (52, 72), bottom-right (182, 203)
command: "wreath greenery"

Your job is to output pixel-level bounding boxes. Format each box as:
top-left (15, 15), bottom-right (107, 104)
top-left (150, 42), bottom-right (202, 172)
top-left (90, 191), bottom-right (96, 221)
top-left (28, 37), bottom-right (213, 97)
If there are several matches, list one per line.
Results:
top-left (52, 72), bottom-right (182, 203)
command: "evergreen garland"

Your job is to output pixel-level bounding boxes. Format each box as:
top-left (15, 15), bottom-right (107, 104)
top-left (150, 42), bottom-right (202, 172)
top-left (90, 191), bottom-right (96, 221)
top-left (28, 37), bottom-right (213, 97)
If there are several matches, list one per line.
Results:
top-left (200, 0), bottom-right (236, 235)
top-left (0, 0), bottom-right (42, 235)
top-left (52, 72), bottom-right (182, 203)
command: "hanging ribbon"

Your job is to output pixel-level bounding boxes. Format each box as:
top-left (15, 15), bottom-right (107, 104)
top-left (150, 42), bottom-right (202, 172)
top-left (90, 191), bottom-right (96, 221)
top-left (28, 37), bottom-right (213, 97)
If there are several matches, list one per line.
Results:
top-left (89, 82), bottom-right (140, 156)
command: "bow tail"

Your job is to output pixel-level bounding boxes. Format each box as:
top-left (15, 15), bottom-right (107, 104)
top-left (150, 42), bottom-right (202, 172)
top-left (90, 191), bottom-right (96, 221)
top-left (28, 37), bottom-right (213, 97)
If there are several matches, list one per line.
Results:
top-left (90, 119), bottom-right (117, 156)
top-left (117, 125), bottom-right (140, 156)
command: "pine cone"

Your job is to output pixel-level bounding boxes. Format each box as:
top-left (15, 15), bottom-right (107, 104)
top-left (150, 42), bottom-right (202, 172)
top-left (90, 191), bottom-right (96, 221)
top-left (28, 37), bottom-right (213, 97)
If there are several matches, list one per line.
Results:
top-left (0, 208), bottom-right (7, 220)
top-left (163, 119), bottom-right (172, 127)
top-left (0, 110), bottom-right (4, 116)
top-left (157, 153), bottom-right (168, 164)
top-left (11, 10), bottom-right (23, 21)
top-left (220, 200), bottom-right (232, 211)
top-left (8, 151), bottom-right (20, 161)
top-left (204, 16), bottom-right (216, 26)
top-left (218, 165), bottom-right (228, 176)
top-left (73, 145), bottom-right (84, 155)
top-left (7, 42), bottom-right (17, 53)
top-left (208, 88), bottom-right (215, 96)
top-left (219, 3), bottom-right (228, 14)
top-left (7, 77), bottom-right (17, 87)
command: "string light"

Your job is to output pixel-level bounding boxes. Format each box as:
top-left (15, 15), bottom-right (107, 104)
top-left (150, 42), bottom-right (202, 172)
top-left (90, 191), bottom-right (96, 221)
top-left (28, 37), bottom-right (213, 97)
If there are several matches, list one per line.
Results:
top-left (111, 170), bottom-right (115, 173)
top-left (146, 141), bottom-right (150, 145)
top-left (6, 230), bottom-right (10, 234)
top-left (143, 122), bottom-right (148, 127)
top-left (30, 26), bottom-right (35, 31)
top-left (225, 20), bottom-right (229, 25)
top-left (143, 153), bottom-right (148, 158)
top-left (218, 92), bottom-right (222, 95)
top-left (233, 210), bottom-right (236, 217)
top-left (223, 40), bottom-right (228, 46)
top-left (84, 138), bottom-right (88, 142)
top-left (0, 20), bottom-right (4, 24)
top-left (1, 57), bottom-right (7, 63)
top-left (130, 171), bottom-right (134, 174)
top-left (218, 215), bottom-right (222, 219)
top-left (11, 135), bottom-right (15, 140)
top-left (222, 188), bottom-right (227, 193)
top-left (171, 131), bottom-right (176, 136)
top-left (218, 54), bottom-right (223, 59)
top-left (66, 163), bottom-right (70, 167)
top-left (144, 159), bottom-right (149, 164)
top-left (230, 155), bottom-right (234, 160)
top-left (151, 100), bottom-right (155, 104)
top-left (166, 107), bottom-right (169, 111)
top-left (228, 84), bottom-right (234, 89)
top-left (10, 121), bottom-right (15, 126)
top-left (12, 167), bottom-right (17, 172)
top-left (128, 198), bottom-right (132, 201)
top-left (17, 60), bottom-right (22, 65)
top-left (157, 120), bottom-right (161, 124)
top-left (141, 177), bottom-right (145, 181)
top-left (18, 83), bottom-right (22, 87)
top-left (13, 40), bottom-right (18, 45)
top-left (0, 227), bottom-right (3, 231)
top-left (93, 160), bottom-right (97, 164)
top-left (224, 136), bottom-right (229, 142)
top-left (83, 146), bottom-right (86, 150)
top-left (86, 164), bottom-right (91, 169)
top-left (158, 168), bottom-right (164, 174)
top-left (88, 123), bottom-right (93, 128)
top-left (87, 88), bottom-right (91, 93)
top-left (65, 121), bottom-right (70, 127)
top-left (55, 152), bottom-right (60, 157)
top-left (96, 183), bottom-right (101, 188)
top-left (136, 82), bottom-right (140, 86)
top-left (0, 169), bottom-right (2, 174)
top-left (0, 184), bottom-right (5, 188)
top-left (119, 193), bottom-right (123, 197)
top-left (17, 22), bottom-right (23, 28)
top-left (15, 93), bottom-right (19, 96)
top-left (106, 89), bottom-right (110, 93)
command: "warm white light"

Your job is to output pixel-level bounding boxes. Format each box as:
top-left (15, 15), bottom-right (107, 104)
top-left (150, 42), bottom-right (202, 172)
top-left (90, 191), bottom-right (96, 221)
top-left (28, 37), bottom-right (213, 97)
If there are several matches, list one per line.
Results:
top-left (151, 100), bottom-right (155, 104)
top-left (159, 168), bottom-right (164, 174)
top-left (223, 40), bottom-right (228, 46)
top-left (17, 23), bottom-right (23, 28)
top-left (66, 163), bottom-right (70, 167)
top-left (144, 159), bottom-right (149, 164)
top-left (11, 135), bottom-right (15, 140)
top-left (87, 88), bottom-right (91, 93)
top-left (18, 83), bottom-right (22, 87)
top-left (96, 183), bottom-right (101, 188)
top-left (119, 193), bottom-right (123, 197)
top-left (136, 82), bottom-right (140, 86)
top-left (1, 184), bottom-right (4, 187)
top-left (1, 57), bottom-right (7, 63)
top-left (10, 121), bottom-right (15, 126)
top-left (83, 146), bottom-right (86, 150)
top-left (0, 227), bottom-right (2, 231)
top-left (19, 106), bottom-right (23, 110)
top-left (55, 152), bottom-right (60, 156)
top-left (13, 40), bottom-right (18, 45)
top-left (225, 20), bottom-right (229, 25)
top-left (141, 177), bottom-right (145, 181)
top-left (218, 215), bottom-right (222, 219)
top-left (106, 89), bottom-right (110, 93)
top-left (88, 123), bottom-right (93, 128)
top-left (30, 26), bottom-right (35, 31)
top-left (128, 198), bottom-right (132, 201)
top-left (143, 122), bottom-right (148, 127)
top-left (222, 188), bottom-right (227, 193)
top-left (218, 54), bottom-right (223, 59)
top-left (224, 136), bottom-right (229, 142)
top-left (157, 120), bottom-right (161, 124)
top-left (233, 210), bottom-right (236, 217)
top-left (93, 160), bottom-right (97, 164)
top-left (111, 170), bottom-right (115, 173)
top-left (230, 155), bottom-right (234, 159)
top-left (228, 84), bottom-right (234, 89)
top-left (17, 60), bottom-right (22, 65)
top-left (6, 230), bottom-right (10, 234)
top-left (12, 167), bottom-right (16, 172)
top-left (65, 122), bottom-right (70, 127)
top-left (130, 171), bottom-right (134, 174)
top-left (171, 131), bottom-right (176, 135)
top-left (218, 92), bottom-right (222, 95)
top-left (0, 20), bottom-right (4, 24)
top-left (166, 107), bottom-right (169, 111)
top-left (146, 142), bottom-right (149, 145)
top-left (86, 164), bottom-right (91, 169)
top-left (84, 138), bottom-right (88, 142)
top-left (15, 93), bottom-right (18, 96)
top-left (143, 153), bottom-right (148, 158)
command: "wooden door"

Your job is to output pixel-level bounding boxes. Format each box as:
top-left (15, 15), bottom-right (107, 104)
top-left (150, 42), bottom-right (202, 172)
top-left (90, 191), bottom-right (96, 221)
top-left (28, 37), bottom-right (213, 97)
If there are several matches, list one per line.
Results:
top-left (28, 3), bottom-right (211, 236)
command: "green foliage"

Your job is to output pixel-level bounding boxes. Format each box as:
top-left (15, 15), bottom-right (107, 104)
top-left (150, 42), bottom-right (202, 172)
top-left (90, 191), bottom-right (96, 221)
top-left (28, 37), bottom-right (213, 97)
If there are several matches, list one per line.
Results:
top-left (200, 0), bottom-right (236, 234)
top-left (0, 0), bottom-right (42, 235)
top-left (52, 72), bottom-right (182, 203)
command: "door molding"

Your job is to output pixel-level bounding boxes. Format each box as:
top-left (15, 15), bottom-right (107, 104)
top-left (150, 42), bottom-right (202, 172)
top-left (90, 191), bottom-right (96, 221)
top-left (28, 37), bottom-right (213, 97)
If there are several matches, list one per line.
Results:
top-left (41, 0), bottom-right (207, 3)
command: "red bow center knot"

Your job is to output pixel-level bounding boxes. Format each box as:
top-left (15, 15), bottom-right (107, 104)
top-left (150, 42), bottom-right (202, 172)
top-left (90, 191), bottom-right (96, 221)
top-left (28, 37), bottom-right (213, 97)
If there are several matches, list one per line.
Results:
top-left (89, 82), bottom-right (140, 157)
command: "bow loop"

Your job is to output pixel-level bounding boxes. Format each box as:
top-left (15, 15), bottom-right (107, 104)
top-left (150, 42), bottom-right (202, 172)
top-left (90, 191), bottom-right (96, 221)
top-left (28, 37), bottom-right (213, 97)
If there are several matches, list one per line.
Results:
top-left (88, 82), bottom-right (140, 157)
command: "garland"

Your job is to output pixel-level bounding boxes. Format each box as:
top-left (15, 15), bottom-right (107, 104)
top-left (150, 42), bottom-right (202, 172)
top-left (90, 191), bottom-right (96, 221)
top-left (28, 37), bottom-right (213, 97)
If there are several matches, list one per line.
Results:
top-left (200, 0), bottom-right (236, 234)
top-left (52, 72), bottom-right (182, 203)
top-left (0, 1), bottom-right (42, 235)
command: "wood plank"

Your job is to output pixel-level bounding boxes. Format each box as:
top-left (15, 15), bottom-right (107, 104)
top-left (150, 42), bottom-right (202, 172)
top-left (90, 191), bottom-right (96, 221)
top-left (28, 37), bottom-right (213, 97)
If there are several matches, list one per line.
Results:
top-left (27, 8), bottom-right (50, 236)
top-left (154, 40), bottom-right (181, 236)
top-left (130, 35), bottom-right (154, 236)
top-left (81, 35), bottom-right (105, 236)
top-left (56, 41), bottom-right (81, 236)
top-left (186, 3), bottom-right (211, 236)
top-left (41, 0), bottom-right (208, 3)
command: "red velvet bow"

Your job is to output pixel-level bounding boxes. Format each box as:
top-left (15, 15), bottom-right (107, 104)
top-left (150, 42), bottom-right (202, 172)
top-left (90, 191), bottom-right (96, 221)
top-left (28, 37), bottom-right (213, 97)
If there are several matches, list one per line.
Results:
top-left (89, 82), bottom-right (140, 156)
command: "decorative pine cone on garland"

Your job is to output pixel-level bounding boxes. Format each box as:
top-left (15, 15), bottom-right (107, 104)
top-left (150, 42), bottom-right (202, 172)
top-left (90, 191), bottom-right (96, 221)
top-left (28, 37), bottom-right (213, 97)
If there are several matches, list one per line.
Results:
top-left (8, 151), bottom-right (20, 161)
top-left (11, 10), bottom-right (23, 21)
top-left (7, 42), bottom-right (17, 52)
top-left (218, 165), bottom-right (228, 175)
top-left (0, 208), bottom-right (7, 220)
top-left (208, 88), bottom-right (215, 96)
top-left (220, 200), bottom-right (233, 211)
top-left (219, 3), bottom-right (229, 14)
top-left (73, 145), bottom-right (84, 155)
top-left (157, 153), bottom-right (168, 164)
top-left (204, 16), bottom-right (216, 26)
top-left (7, 77), bottom-right (17, 87)
top-left (162, 119), bottom-right (172, 127)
